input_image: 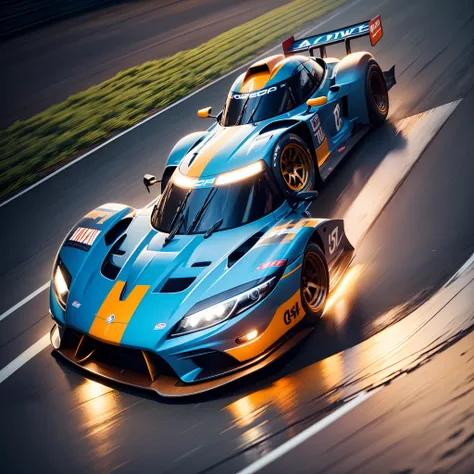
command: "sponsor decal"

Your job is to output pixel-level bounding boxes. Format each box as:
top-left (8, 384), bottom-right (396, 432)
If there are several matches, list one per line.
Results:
top-left (69, 227), bottom-right (101, 247)
top-left (154, 323), bottom-right (166, 330)
top-left (310, 113), bottom-right (325, 145)
top-left (72, 301), bottom-right (81, 309)
top-left (328, 226), bottom-right (343, 255)
top-left (84, 208), bottom-right (115, 225)
top-left (369, 15), bottom-right (383, 46)
top-left (283, 301), bottom-right (300, 325)
top-left (232, 86), bottom-right (277, 100)
top-left (256, 259), bottom-right (287, 270)
top-left (106, 314), bottom-right (115, 324)
top-left (293, 23), bottom-right (369, 50)
top-left (310, 114), bottom-right (321, 132)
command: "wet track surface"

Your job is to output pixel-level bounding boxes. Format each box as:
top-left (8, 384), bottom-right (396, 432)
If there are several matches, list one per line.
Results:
top-left (1, 0), bottom-right (474, 472)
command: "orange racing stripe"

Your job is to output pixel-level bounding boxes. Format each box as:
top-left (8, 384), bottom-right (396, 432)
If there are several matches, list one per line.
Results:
top-left (89, 281), bottom-right (150, 345)
top-left (186, 127), bottom-right (242, 178)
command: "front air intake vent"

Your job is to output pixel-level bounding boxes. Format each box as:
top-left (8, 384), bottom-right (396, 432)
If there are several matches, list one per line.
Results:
top-left (160, 277), bottom-right (196, 293)
top-left (228, 232), bottom-right (264, 268)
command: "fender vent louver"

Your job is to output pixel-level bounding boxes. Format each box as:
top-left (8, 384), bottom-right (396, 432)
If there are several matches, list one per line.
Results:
top-left (101, 234), bottom-right (127, 280)
top-left (228, 232), bottom-right (264, 268)
top-left (191, 261), bottom-right (211, 267)
top-left (159, 277), bottom-right (196, 293)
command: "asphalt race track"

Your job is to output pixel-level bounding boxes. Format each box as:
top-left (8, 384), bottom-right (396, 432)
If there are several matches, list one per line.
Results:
top-left (1, 0), bottom-right (474, 473)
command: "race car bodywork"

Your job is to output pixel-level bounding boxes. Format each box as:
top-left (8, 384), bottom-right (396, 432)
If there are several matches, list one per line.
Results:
top-left (48, 18), bottom-right (394, 396)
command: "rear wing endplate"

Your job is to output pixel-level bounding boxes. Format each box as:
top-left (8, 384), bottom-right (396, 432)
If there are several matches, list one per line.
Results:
top-left (283, 15), bottom-right (383, 58)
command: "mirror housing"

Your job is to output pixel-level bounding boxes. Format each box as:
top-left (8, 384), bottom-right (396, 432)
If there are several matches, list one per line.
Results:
top-left (197, 106), bottom-right (215, 119)
top-left (306, 96), bottom-right (328, 108)
top-left (295, 190), bottom-right (319, 202)
top-left (143, 174), bottom-right (159, 193)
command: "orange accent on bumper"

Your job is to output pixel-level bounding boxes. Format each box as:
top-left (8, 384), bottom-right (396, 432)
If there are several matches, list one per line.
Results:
top-left (89, 281), bottom-right (150, 345)
top-left (226, 290), bottom-right (305, 362)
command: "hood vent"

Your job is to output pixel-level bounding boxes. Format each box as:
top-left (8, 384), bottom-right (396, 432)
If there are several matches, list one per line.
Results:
top-left (104, 217), bottom-right (133, 246)
top-left (228, 231), bottom-right (264, 268)
top-left (191, 261), bottom-right (212, 268)
top-left (159, 277), bottom-right (196, 293)
top-left (101, 234), bottom-right (127, 280)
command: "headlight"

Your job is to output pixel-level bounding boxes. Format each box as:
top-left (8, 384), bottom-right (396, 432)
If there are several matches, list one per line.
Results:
top-left (171, 276), bottom-right (278, 336)
top-left (53, 259), bottom-right (71, 309)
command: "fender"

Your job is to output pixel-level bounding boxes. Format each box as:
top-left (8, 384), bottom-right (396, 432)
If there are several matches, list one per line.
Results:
top-left (165, 131), bottom-right (209, 169)
top-left (334, 51), bottom-right (375, 124)
top-left (253, 217), bottom-right (354, 289)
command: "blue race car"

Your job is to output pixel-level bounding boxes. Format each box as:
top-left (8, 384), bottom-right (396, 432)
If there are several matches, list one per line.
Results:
top-left (50, 17), bottom-right (393, 396)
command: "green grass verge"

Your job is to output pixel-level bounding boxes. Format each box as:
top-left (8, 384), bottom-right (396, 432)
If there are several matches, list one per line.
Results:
top-left (0, 0), bottom-right (346, 201)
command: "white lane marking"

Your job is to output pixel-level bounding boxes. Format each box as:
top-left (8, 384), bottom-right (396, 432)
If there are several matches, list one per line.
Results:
top-left (344, 100), bottom-right (461, 247)
top-left (0, 282), bottom-right (49, 323)
top-left (0, 0), bottom-right (362, 210)
top-left (446, 251), bottom-right (474, 285)
top-left (0, 333), bottom-right (50, 384)
top-left (236, 389), bottom-right (381, 474)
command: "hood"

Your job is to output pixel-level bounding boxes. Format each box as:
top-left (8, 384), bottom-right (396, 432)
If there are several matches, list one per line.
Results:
top-left (178, 123), bottom-right (277, 179)
top-left (64, 210), bottom-right (288, 348)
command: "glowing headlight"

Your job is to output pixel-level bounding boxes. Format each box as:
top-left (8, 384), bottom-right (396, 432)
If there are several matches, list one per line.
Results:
top-left (52, 260), bottom-right (71, 309)
top-left (54, 267), bottom-right (68, 296)
top-left (172, 276), bottom-right (277, 336)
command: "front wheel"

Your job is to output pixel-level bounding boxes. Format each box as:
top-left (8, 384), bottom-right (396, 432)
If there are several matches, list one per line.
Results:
top-left (300, 242), bottom-right (329, 326)
top-left (273, 133), bottom-right (316, 197)
top-left (365, 60), bottom-right (389, 126)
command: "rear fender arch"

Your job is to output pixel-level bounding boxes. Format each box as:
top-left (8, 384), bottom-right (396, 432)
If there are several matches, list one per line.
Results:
top-left (333, 51), bottom-right (376, 124)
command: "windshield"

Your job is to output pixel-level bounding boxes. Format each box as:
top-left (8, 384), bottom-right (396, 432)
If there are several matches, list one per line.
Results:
top-left (151, 169), bottom-right (284, 234)
top-left (221, 61), bottom-right (323, 126)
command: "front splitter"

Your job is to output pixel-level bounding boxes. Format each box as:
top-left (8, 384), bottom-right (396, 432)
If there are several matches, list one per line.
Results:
top-left (52, 325), bottom-right (313, 397)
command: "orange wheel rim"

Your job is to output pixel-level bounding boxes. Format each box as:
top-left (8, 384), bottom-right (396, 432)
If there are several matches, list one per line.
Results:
top-left (279, 143), bottom-right (310, 191)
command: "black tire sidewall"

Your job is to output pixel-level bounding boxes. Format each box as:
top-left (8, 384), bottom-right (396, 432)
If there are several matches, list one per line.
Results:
top-left (272, 133), bottom-right (316, 199)
top-left (300, 242), bottom-right (329, 326)
top-left (365, 60), bottom-right (388, 126)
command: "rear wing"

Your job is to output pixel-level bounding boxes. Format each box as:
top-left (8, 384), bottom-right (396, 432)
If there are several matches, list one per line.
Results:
top-left (283, 15), bottom-right (383, 58)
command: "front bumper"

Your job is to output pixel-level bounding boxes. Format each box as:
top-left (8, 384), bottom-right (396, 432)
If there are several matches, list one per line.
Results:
top-left (51, 324), bottom-right (313, 397)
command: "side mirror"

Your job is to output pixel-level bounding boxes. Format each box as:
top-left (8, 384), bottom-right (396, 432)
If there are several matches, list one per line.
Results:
top-left (295, 190), bottom-right (319, 202)
top-left (306, 96), bottom-right (328, 108)
top-left (197, 106), bottom-right (215, 119)
top-left (143, 174), bottom-right (160, 193)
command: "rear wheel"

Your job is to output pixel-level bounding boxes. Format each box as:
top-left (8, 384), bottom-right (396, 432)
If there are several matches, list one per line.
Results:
top-left (365, 60), bottom-right (389, 126)
top-left (273, 133), bottom-right (316, 196)
top-left (300, 242), bottom-right (329, 326)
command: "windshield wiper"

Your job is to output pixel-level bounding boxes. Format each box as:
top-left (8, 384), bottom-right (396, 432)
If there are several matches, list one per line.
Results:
top-left (163, 214), bottom-right (185, 246)
top-left (245, 96), bottom-right (263, 124)
top-left (187, 188), bottom-right (217, 235)
top-left (162, 190), bottom-right (191, 246)
top-left (204, 218), bottom-right (223, 239)
top-left (236, 95), bottom-right (250, 125)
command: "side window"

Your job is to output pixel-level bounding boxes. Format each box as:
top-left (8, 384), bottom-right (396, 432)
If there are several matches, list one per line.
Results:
top-left (304, 59), bottom-right (324, 89)
top-left (293, 66), bottom-right (316, 105)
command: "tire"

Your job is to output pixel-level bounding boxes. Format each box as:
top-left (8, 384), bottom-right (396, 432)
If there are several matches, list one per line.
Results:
top-left (365, 60), bottom-right (389, 126)
top-left (300, 242), bottom-right (329, 326)
top-left (272, 133), bottom-right (316, 197)
top-left (161, 166), bottom-right (176, 193)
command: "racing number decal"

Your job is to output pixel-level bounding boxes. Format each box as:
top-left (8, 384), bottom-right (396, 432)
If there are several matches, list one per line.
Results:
top-left (333, 103), bottom-right (343, 132)
top-left (328, 226), bottom-right (339, 255)
top-left (283, 302), bottom-right (300, 325)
